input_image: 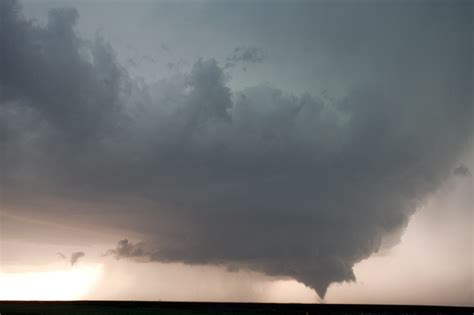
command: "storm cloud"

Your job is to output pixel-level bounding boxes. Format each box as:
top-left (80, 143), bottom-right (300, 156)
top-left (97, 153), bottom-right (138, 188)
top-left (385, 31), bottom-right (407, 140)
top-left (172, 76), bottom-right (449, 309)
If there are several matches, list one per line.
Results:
top-left (453, 164), bottom-right (472, 178)
top-left (225, 45), bottom-right (264, 71)
top-left (57, 251), bottom-right (86, 265)
top-left (1, 0), bottom-right (473, 298)
top-left (70, 251), bottom-right (85, 266)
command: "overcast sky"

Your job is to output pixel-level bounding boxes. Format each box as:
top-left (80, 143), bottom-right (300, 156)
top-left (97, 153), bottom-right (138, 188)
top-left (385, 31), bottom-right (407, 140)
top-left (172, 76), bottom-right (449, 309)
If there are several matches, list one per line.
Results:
top-left (1, 0), bottom-right (473, 305)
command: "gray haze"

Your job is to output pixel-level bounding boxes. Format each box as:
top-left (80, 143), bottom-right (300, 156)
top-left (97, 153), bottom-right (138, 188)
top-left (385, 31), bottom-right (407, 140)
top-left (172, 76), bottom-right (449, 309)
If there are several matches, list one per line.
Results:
top-left (1, 0), bottom-right (473, 298)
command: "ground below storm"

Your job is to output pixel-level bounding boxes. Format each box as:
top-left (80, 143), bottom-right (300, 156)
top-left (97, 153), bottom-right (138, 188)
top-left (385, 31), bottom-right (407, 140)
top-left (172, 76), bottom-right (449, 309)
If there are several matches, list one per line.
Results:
top-left (0, 301), bottom-right (471, 315)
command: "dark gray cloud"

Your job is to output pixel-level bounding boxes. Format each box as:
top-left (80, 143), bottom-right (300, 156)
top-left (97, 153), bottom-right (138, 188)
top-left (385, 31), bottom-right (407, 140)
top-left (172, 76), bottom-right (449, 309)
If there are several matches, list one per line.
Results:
top-left (453, 164), bottom-right (471, 177)
top-left (70, 251), bottom-right (85, 266)
top-left (2, 0), bottom-right (473, 299)
top-left (56, 251), bottom-right (85, 265)
top-left (225, 45), bottom-right (264, 71)
top-left (1, 2), bottom-right (125, 145)
top-left (106, 239), bottom-right (149, 260)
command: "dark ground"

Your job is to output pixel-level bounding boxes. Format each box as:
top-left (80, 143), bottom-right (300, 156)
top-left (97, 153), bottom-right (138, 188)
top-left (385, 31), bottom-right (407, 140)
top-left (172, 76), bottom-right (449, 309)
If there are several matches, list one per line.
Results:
top-left (0, 301), bottom-right (471, 315)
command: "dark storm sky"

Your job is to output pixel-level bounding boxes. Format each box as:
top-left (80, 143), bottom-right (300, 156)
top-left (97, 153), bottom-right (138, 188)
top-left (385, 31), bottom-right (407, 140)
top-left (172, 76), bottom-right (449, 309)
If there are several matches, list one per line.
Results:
top-left (1, 0), bottom-right (473, 300)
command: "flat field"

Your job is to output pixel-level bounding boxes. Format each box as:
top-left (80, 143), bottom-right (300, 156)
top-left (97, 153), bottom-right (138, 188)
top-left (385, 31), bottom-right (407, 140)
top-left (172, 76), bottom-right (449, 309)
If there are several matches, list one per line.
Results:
top-left (0, 301), bottom-right (471, 315)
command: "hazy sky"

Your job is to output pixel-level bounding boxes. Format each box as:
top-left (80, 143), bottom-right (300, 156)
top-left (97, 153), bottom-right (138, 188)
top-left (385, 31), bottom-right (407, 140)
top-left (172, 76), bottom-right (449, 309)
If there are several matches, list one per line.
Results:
top-left (1, 0), bottom-right (473, 305)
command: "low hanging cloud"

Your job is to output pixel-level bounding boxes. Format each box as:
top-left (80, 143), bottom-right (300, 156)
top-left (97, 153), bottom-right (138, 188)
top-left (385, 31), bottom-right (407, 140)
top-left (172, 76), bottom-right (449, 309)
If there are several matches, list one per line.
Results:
top-left (106, 239), bottom-right (150, 260)
top-left (2, 0), bottom-right (473, 299)
top-left (57, 251), bottom-right (86, 266)
top-left (70, 252), bottom-right (86, 266)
